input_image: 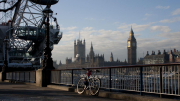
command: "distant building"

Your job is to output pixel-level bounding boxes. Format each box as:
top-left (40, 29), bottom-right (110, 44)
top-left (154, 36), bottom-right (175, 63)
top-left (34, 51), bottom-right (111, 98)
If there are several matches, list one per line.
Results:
top-left (143, 49), bottom-right (180, 64)
top-left (56, 28), bottom-right (137, 69)
top-left (57, 41), bottom-right (128, 69)
top-left (137, 58), bottom-right (143, 64)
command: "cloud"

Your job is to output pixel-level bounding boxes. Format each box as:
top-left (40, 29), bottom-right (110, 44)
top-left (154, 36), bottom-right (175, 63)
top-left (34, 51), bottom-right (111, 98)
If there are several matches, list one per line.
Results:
top-left (118, 23), bottom-right (152, 32)
top-left (159, 17), bottom-right (180, 23)
top-left (52, 25), bottom-right (179, 65)
top-left (172, 8), bottom-right (180, 15)
top-left (52, 27), bottom-right (130, 63)
top-left (83, 27), bottom-right (93, 31)
top-left (145, 13), bottom-right (152, 16)
top-left (158, 31), bottom-right (180, 39)
top-left (61, 26), bottom-right (77, 30)
top-left (137, 37), bottom-right (180, 55)
top-left (156, 5), bottom-right (170, 9)
top-left (151, 26), bottom-right (171, 33)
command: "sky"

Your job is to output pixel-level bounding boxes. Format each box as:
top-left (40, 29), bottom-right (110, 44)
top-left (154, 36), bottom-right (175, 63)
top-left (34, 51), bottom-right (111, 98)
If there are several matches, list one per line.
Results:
top-left (50, 0), bottom-right (180, 64)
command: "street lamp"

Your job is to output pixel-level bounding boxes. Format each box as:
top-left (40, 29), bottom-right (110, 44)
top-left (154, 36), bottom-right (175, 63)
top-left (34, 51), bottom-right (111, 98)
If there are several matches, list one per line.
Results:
top-left (2, 36), bottom-right (9, 72)
top-left (41, 6), bottom-right (54, 69)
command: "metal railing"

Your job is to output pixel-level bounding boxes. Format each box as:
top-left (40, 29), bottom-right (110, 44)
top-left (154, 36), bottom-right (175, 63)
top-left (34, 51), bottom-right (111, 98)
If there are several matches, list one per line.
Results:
top-left (51, 63), bottom-right (180, 97)
top-left (6, 71), bottom-right (36, 83)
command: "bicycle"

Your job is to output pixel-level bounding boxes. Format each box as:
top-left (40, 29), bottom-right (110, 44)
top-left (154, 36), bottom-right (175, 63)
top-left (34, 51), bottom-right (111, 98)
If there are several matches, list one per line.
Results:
top-left (77, 68), bottom-right (101, 95)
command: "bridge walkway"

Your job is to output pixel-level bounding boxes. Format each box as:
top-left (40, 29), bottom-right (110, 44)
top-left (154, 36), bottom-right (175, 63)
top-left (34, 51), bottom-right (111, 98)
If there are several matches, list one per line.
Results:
top-left (0, 82), bottom-right (122, 101)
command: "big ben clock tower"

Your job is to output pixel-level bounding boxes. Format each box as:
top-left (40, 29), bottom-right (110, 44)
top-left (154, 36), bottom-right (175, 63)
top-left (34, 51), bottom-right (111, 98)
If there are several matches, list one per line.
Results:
top-left (127, 27), bottom-right (137, 65)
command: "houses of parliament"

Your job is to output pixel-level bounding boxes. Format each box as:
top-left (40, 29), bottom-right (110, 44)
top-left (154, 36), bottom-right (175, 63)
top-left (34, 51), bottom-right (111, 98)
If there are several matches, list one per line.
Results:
top-left (55, 28), bottom-right (137, 69)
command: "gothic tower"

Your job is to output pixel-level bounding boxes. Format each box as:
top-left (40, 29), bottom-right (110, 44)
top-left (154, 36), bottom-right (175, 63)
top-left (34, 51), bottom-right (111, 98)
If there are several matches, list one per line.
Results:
top-left (89, 42), bottom-right (94, 62)
top-left (127, 27), bottom-right (137, 64)
top-left (110, 52), bottom-right (114, 62)
top-left (74, 39), bottom-right (85, 59)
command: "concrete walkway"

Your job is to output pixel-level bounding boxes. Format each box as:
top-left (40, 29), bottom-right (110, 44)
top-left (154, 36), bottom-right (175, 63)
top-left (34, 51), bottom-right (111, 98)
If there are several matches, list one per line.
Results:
top-left (0, 82), bottom-right (122, 101)
top-left (47, 84), bottom-right (180, 101)
top-left (0, 82), bottom-right (179, 101)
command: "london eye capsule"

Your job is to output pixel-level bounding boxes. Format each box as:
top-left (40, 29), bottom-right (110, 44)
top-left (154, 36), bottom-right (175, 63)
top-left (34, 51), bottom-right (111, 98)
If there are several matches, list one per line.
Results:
top-left (29, 0), bottom-right (59, 5)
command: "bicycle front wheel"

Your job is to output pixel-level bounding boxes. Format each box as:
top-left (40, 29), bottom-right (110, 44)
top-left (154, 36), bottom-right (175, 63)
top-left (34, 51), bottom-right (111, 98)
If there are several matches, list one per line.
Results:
top-left (77, 78), bottom-right (86, 94)
top-left (89, 78), bottom-right (100, 95)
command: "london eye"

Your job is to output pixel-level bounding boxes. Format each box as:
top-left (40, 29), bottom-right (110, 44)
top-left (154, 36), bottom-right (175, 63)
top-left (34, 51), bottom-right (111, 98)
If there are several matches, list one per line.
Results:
top-left (0, 0), bottom-right (62, 68)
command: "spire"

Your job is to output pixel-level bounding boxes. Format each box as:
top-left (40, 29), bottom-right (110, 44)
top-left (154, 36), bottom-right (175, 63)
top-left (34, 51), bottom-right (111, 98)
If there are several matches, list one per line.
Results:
top-left (90, 42), bottom-right (94, 52)
top-left (110, 52), bottom-right (114, 62)
top-left (83, 38), bottom-right (85, 44)
top-left (89, 42), bottom-right (94, 59)
top-left (130, 26), bottom-right (134, 35)
top-left (59, 60), bottom-right (62, 65)
top-left (91, 42), bottom-right (93, 50)
top-left (128, 26), bottom-right (136, 41)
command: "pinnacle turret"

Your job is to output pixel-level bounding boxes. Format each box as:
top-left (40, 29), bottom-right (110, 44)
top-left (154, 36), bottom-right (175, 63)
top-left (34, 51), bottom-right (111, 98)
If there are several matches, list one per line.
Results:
top-left (128, 26), bottom-right (136, 41)
top-left (90, 42), bottom-right (93, 50)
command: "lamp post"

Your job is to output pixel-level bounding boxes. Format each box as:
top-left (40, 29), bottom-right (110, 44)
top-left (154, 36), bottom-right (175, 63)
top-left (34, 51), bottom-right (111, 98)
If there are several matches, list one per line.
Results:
top-left (1, 36), bottom-right (9, 81)
top-left (2, 36), bottom-right (9, 72)
top-left (41, 6), bottom-right (55, 69)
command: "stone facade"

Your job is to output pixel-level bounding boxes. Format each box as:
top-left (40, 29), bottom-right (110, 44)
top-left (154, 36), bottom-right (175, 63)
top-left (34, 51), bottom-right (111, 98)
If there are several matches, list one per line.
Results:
top-left (74, 39), bottom-right (85, 59)
top-left (143, 49), bottom-right (180, 64)
top-left (57, 41), bottom-right (128, 69)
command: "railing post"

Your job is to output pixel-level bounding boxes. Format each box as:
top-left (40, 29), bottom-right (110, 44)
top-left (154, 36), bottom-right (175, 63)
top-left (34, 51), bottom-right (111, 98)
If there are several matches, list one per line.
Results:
top-left (109, 68), bottom-right (112, 92)
top-left (72, 70), bottom-right (74, 85)
top-left (12, 72), bottom-right (13, 80)
top-left (160, 67), bottom-right (162, 98)
top-left (15, 72), bottom-right (16, 81)
top-left (59, 70), bottom-right (61, 84)
top-left (140, 66), bottom-right (143, 95)
top-left (29, 72), bottom-right (30, 82)
top-left (24, 72), bottom-right (25, 82)
top-left (34, 71), bottom-right (36, 82)
top-left (19, 72), bottom-right (20, 81)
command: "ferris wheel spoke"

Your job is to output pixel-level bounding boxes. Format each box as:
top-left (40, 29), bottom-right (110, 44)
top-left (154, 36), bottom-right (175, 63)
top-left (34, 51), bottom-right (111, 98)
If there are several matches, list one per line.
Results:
top-left (28, 5), bottom-right (42, 13)
top-left (21, 16), bottom-right (28, 26)
top-left (22, 16), bottom-right (37, 26)
top-left (27, 7), bottom-right (38, 25)
top-left (29, 1), bottom-right (43, 11)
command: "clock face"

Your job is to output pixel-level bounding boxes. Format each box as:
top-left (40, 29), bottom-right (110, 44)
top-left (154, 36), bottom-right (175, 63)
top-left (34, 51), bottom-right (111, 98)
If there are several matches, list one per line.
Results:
top-left (132, 42), bottom-right (136, 46)
top-left (127, 41), bottom-right (130, 47)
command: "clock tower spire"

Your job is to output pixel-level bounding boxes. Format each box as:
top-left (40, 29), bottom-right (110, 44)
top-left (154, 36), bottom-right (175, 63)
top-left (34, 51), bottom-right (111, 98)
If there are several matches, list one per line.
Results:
top-left (127, 27), bottom-right (137, 65)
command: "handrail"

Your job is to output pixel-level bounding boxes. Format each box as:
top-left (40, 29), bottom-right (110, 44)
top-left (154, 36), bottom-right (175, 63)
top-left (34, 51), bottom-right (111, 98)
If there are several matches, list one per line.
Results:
top-left (52, 63), bottom-right (180, 71)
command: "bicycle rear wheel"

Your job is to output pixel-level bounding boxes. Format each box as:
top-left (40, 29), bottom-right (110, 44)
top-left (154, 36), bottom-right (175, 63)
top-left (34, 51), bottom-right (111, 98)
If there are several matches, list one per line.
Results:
top-left (89, 78), bottom-right (100, 95)
top-left (77, 78), bottom-right (86, 94)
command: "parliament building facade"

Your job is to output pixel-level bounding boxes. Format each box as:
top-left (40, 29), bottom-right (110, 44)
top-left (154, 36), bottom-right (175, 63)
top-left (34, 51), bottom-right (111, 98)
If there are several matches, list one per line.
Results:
top-left (56, 28), bottom-right (137, 69)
